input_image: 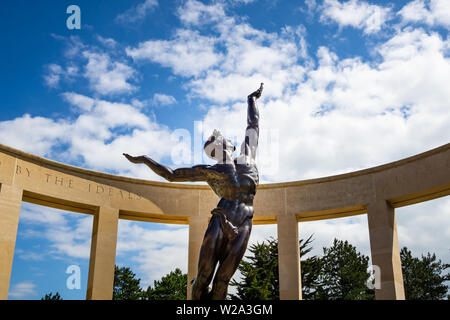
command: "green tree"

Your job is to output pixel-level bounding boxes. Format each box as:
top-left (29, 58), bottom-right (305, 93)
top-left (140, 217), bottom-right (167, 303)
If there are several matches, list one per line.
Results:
top-left (230, 237), bottom-right (374, 300)
top-left (401, 247), bottom-right (450, 300)
top-left (311, 239), bottom-right (374, 300)
top-left (300, 253), bottom-right (323, 300)
top-left (229, 237), bottom-right (278, 300)
top-left (229, 235), bottom-right (314, 300)
top-left (41, 292), bottom-right (62, 300)
top-left (144, 268), bottom-right (187, 300)
top-left (113, 265), bottom-right (143, 300)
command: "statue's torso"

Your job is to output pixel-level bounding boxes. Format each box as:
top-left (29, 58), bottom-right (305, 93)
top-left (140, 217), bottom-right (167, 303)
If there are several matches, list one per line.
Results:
top-left (206, 163), bottom-right (258, 227)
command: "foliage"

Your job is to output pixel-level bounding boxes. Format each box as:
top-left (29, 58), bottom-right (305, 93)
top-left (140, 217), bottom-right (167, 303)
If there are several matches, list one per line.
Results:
top-left (229, 235), bottom-right (314, 300)
top-left (113, 265), bottom-right (143, 300)
top-left (229, 237), bottom-right (279, 300)
top-left (401, 247), bottom-right (450, 300)
top-left (230, 236), bottom-right (374, 300)
top-left (41, 292), bottom-right (62, 300)
top-left (144, 268), bottom-right (187, 300)
top-left (113, 265), bottom-right (188, 300)
top-left (308, 239), bottom-right (374, 300)
top-left (97, 244), bottom-right (450, 301)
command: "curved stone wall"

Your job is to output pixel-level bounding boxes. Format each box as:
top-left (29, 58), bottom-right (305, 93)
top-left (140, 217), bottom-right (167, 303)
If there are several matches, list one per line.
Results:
top-left (0, 143), bottom-right (449, 300)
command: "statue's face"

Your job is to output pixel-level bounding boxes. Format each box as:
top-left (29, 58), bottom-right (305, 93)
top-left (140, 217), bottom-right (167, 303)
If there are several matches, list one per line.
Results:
top-left (204, 130), bottom-right (236, 161)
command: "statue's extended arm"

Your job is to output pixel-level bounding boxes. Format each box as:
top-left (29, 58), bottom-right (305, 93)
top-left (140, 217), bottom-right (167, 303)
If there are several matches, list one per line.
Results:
top-left (241, 83), bottom-right (263, 160)
top-left (123, 154), bottom-right (212, 182)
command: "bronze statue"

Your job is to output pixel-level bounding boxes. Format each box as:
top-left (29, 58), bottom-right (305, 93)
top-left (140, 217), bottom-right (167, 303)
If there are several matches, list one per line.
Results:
top-left (123, 83), bottom-right (263, 300)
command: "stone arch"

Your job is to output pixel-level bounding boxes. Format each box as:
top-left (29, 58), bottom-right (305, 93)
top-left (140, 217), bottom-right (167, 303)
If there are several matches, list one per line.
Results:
top-left (0, 143), bottom-right (449, 300)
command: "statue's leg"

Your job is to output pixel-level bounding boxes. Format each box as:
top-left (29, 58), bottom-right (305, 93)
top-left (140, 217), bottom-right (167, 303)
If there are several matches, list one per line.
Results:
top-left (191, 215), bottom-right (224, 300)
top-left (210, 219), bottom-right (252, 300)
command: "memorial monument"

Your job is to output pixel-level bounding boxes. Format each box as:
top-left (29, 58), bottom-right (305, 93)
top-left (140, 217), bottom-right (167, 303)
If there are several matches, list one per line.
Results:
top-left (0, 92), bottom-right (449, 300)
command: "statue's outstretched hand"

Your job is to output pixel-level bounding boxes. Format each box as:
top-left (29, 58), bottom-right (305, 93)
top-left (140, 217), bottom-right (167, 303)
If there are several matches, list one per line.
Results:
top-left (123, 153), bottom-right (141, 164)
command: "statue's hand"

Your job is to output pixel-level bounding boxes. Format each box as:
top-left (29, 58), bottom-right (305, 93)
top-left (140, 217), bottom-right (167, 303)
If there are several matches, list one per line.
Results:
top-left (123, 153), bottom-right (141, 164)
top-left (249, 83), bottom-right (264, 99)
top-left (211, 208), bottom-right (239, 239)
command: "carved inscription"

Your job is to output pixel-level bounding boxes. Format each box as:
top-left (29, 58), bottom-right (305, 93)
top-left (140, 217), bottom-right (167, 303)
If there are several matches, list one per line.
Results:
top-left (87, 183), bottom-right (141, 200)
top-left (16, 165), bottom-right (31, 177)
top-left (45, 173), bottom-right (74, 189)
top-left (15, 164), bottom-right (141, 200)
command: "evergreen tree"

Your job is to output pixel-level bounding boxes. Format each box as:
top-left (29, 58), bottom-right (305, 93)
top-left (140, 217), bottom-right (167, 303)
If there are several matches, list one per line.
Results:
top-left (230, 237), bottom-right (374, 300)
top-left (113, 265), bottom-right (143, 300)
top-left (229, 237), bottom-right (279, 300)
top-left (401, 247), bottom-right (450, 300)
top-left (229, 235), bottom-right (314, 300)
top-left (41, 292), bottom-right (62, 300)
top-left (300, 254), bottom-right (323, 300)
top-left (310, 239), bottom-right (374, 300)
top-left (144, 268), bottom-right (187, 300)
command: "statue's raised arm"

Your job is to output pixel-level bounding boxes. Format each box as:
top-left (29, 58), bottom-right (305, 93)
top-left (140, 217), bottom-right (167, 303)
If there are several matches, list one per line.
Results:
top-left (239, 83), bottom-right (263, 164)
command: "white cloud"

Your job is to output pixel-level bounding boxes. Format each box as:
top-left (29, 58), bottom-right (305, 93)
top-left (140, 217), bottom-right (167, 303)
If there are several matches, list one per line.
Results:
top-left (44, 64), bottom-right (64, 88)
top-left (19, 203), bottom-right (93, 259)
top-left (82, 51), bottom-right (137, 96)
top-left (115, 0), bottom-right (158, 24)
top-left (396, 196), bottom-right (450, 263)
top-left (116, 220), bottom-right (189, 287)
top-left (127, 5), bottom-right (309, 102)
top-left (320, 0), bottom-right (392, 34)
top-left (97, 35), bottom-right (118, 48)
top-left (62, 92), bottom-right (95, 111)
top-left (398, 0), bottom-right (450, 29)
top-left (177, 0), bottom-right (226, 26)
top-left (200, 27), bottom-right (450, 182)
top-left (126, 29), bottom-right (223, 77)
top-left (0, 91), bottom-right (184, 181)
top-left (174, 23), bottom-right (306, 103)
top-left (305, 0), bottom-right (318, 15)
top-left (232, 0), bottom-right (257, 4)
top-left (152, 93), bottom-right (177, 106)
top-left (8, 281), bottom-right (37, 299)
top-left (0, 114), bottom-right (70, 156)
top-left (55, 35), bottom-right (86, 59)
top-left (60, 93), bottom-right (177, 175)
top-left (43, 63), bottom-right (79, 88)
top-left (300, 215), bottom-right (372, 259)
top-left (52, 2), bottom-right (450, 185)
top-left (46, 36), bottom-right (137, 96)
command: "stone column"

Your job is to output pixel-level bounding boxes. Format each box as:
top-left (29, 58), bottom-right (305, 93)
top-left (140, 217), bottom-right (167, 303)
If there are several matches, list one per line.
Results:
top-left (86, 206), bottom-right (119, 300)
top-left (0, 184), bottom-right (23, 300)
top-left (277, 215), bottom-right (302, 300)
top-left (367, 200), bottom-right (405, 300)
top-left (187, 215), bottom-right (209, 300)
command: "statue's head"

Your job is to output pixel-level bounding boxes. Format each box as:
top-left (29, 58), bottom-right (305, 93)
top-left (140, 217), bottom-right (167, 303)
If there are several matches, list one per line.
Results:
top-left (204, 129), bottom-right (236, 163)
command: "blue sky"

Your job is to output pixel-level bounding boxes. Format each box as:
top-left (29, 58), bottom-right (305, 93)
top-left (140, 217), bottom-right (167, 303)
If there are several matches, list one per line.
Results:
top-left (1, 0), bottom-right (449, 299)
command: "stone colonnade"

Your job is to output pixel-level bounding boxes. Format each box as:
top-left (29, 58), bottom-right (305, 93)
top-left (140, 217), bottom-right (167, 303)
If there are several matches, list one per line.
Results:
top-left (0, 143), bottom-right (449, 300)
